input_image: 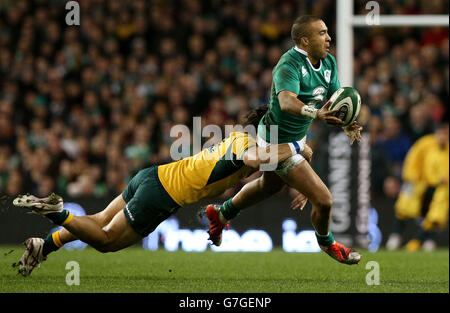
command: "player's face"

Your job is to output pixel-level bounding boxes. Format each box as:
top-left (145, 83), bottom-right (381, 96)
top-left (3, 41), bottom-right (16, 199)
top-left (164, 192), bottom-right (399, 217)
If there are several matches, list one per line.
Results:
top-left (307, 20), bottom-right (331, 62)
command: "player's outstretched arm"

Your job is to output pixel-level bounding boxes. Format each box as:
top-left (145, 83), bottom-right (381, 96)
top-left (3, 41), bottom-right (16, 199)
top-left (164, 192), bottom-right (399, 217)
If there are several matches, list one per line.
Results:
top-left (243, 141), bottom-right (311, 168)
top-left (243, 144), bottom-right (294, 168)
top-left (278, 90), bottom-right (343, 126)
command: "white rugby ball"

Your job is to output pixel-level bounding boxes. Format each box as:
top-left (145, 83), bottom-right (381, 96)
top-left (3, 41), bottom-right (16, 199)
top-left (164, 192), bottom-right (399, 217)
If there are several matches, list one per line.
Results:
top-left (328, 87), bottom-right (361, 126)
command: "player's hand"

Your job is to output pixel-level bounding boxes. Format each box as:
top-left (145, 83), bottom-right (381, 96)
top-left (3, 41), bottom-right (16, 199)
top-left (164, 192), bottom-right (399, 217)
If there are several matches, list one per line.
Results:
top-left (343, 121), bottom-right (363, 145)
top-left (316, 100), bottom-right (344, 126)
top-left (301, 143), bottom-right (313, 163)
top-left (291, 192), bottom-right (308, 211)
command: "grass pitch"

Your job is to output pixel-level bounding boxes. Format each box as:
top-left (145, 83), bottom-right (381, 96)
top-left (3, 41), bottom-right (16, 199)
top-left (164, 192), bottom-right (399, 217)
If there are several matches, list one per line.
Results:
top-left (0, 246), bottom-right (448, 293)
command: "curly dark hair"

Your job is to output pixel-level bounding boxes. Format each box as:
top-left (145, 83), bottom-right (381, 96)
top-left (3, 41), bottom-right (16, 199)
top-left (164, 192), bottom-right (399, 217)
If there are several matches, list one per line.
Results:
top-left (244, 105), bottom-right (268, 128)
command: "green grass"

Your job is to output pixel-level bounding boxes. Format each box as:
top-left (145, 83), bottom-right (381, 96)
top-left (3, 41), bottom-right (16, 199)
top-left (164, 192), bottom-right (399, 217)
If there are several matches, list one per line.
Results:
top-left (0, 246), bottom-right (448, 293)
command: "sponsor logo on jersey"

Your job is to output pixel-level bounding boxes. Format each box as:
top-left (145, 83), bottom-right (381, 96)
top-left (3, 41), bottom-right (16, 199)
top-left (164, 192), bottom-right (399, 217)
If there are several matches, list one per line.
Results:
top-left (312, 86), bottom-right (326, 102)
top-left (302, 66), bottom-right (308, 77)
top-left (324, 70), bottom-right (331, 83)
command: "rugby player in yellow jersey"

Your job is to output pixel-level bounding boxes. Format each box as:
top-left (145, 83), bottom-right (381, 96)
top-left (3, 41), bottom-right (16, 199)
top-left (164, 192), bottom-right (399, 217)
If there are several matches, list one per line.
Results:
top-left (12, 107), bottom-right (312, 276)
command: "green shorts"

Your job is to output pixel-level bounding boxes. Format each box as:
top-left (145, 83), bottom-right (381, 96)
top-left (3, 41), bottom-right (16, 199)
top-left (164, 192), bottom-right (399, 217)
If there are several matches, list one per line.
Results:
top-left (122, 166), bottom-right (180, 237)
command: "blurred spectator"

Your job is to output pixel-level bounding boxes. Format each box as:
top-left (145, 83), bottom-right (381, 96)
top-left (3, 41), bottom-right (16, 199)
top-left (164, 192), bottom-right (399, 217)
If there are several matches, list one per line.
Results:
top-left (0, 0), bottom-right (448, 202)
top-left (376, 115), bottom-right (413, 178)
top-left (5, 170), bottom-right (23, 196)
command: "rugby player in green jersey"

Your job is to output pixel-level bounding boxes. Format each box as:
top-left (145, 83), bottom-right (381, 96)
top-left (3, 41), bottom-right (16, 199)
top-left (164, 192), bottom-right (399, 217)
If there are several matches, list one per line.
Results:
top-left (205, 16), bottom-right (363, 265)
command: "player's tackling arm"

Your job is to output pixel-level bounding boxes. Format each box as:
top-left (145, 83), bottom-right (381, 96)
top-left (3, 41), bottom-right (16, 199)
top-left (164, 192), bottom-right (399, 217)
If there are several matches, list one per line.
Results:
top-left (243, 141), bottom-right (305, 168)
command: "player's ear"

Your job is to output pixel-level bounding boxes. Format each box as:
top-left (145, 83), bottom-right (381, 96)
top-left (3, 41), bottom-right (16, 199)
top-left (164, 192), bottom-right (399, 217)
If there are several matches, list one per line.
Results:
top-left (300, 36), bottom-right (309, 47)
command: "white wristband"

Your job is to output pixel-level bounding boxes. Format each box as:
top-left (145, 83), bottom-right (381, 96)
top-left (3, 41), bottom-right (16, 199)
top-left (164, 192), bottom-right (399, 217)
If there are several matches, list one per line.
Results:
top-left (288, 143), bottom-right (297, 155)
top-left (288, 141), bottom-right (303, 155)
top-left (301, 105), bottom-right (318, 119)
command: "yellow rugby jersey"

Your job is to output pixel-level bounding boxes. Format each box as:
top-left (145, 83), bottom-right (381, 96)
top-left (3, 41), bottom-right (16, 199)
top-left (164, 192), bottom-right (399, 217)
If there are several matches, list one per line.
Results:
top-left (158, 132), bottom-right (257, 206)
top-left (402, 134), bottom-right (449, 185)
top-left (395, 134), bottom-right (449, 224)
top-left (423, 141), bottom-right (449, 186)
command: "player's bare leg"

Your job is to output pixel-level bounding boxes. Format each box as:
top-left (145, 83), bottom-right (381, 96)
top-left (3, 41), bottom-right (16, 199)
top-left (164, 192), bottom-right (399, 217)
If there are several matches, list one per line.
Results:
top-left (13, 193), bottom-right (142, 275)
top-left (231, 171), bottom-right (285, 210)
top-left (28, 194), bottom-right (128, 259)
top-left (285, 161), bottom-right (332, 235)
top-left (285, 161), bottom-right (361, 265)
top-left (204, 171), bottom-right (285, 246)
top-left (62, 207), bottom-right (142, 253)
top-left (57, 194), bottom-right (126, 245)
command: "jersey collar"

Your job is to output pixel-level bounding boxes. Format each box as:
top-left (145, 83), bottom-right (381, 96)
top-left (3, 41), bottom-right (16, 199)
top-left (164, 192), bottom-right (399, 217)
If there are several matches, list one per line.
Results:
top-left (294, 46), bottom-right (322, 72)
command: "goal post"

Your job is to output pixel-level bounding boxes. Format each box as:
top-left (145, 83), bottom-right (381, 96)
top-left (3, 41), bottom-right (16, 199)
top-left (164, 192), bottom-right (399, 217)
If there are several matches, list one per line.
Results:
top-left (333, 0), bottom-right (449, 249)
top-left (337, 0), bottom-right (449, 87)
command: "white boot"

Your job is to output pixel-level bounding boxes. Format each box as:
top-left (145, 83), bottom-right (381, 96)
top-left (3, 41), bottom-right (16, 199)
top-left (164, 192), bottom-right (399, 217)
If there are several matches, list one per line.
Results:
top-left (386, 233), bottom-right (402, 251)
top-left (422, 239), bottom-right (436, 252)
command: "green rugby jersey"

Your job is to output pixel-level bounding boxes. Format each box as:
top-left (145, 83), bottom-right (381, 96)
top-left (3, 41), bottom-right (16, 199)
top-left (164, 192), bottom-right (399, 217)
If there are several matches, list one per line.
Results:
top-left (258, 46), bottom-right (341, 143)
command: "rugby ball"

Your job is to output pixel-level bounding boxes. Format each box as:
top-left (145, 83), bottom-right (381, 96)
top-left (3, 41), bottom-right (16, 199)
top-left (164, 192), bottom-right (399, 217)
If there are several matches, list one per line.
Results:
top-left (328, 87), bottom-right (361, 126)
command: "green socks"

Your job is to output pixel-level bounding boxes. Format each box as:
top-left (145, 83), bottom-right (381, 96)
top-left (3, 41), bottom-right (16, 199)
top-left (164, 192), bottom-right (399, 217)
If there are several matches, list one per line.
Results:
top-left (315, 231), bottom-right (335, 247)
top-left (42, 230), bottom-right (63, 256)
top-left (46, 210), bottom-right (73, 225)
top-left (219, 198), bottom-right (241, 221)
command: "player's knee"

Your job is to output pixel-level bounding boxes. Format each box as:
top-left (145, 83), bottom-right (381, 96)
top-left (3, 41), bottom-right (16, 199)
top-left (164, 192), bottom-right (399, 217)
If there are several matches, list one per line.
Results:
top-left (95, 233), bottom-right (119, 253)
top-left (96, 241), bottom-right (118, 253)
top-left (96, 245), bottom-right (111, 253)
top-left (314, 193), bottom-right (333, 212)
top-left (97, 245), bottom-right (120, 253)
top-left (259, 177), bottom-right (283, 193)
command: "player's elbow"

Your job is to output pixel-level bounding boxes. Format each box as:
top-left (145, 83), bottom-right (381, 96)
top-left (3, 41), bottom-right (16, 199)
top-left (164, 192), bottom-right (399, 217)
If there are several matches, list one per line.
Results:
top-left (279, 103), bottom-right (288, 112)
top-left (279, 101), bottom-right (290, 113)
top-left (278, 91), bottom-right (296, 112)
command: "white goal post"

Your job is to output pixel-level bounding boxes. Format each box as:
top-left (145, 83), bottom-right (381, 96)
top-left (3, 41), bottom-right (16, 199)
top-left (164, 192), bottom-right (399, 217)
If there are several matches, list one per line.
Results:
top-left (333, 1), bottom-right (448, 249)
top-left (337, 0), bottom-right (449, 86)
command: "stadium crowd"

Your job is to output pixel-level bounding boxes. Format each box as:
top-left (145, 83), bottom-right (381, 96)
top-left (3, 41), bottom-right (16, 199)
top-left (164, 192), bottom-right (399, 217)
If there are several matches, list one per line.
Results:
top-left (0, 0), bottom-right (448, 203)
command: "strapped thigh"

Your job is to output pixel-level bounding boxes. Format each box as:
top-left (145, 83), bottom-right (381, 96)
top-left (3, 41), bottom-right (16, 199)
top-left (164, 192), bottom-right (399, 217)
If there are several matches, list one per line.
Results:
top-left (256, 135), bottom-right (306, 181)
